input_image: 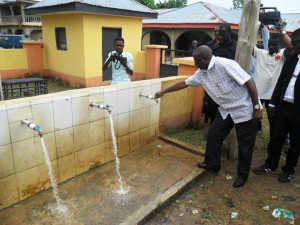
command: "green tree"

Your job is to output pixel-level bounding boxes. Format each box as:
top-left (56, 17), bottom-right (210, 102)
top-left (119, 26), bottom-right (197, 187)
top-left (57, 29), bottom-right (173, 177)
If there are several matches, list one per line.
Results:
top-left (233, 0), bottom-right (243, 9)
top-left (136, 0), bottom-right (157, 9)
top-left (156, 0), bottom-right (187, 8)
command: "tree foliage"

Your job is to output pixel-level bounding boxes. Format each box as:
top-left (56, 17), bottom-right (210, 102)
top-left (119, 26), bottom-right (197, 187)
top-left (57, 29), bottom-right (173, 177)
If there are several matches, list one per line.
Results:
top-left (136, 0), bottom-right (187, 9)
top-left (233, 0), bottom-right (243, 9)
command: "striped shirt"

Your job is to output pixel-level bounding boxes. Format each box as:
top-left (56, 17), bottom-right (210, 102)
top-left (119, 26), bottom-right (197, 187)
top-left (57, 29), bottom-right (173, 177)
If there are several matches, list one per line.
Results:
top-left (185, 56), bottom-right (253, 124)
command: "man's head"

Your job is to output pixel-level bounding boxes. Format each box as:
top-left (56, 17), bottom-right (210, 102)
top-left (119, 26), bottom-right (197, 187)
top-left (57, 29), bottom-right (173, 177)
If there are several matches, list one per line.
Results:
top-left (192, 40), bottom-right (198, 49)
top-left (291, 28), bottom-right (300, 54)
top-left (114, 37), bottom-right (125, 54)
top-left (218, 23), bottom-right (232, 44)
top-left (193, 45), bottom-right (213, 70)
top-left (214, 26), bottom-right (220, 41)
top-left (268, 34), bottom-right (282, 55)
top-left (256, 40), bottom-right (264, 49)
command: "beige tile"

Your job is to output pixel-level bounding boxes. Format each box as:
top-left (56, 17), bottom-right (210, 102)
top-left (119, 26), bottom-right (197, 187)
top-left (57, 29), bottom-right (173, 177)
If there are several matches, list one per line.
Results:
top-left (0, 110), bottom-right (11, 146)
top-left (117, 134), bottom-right (130, 157)
top-left (37, 160), bottom-right (58, 190)
top-left (89, 93), bottom-right (104, 122)
top-left (129, 86), bottom-right (141, 111)
top-left (57, 154), bottom-right (75, 183)
top-left (90, 119), bottom-right (105, 147)
top-left (150, 104), bottom-right (160, 125)
top-left (150, 124), bottom-right (159, 141)
top-left (73, 123), bottom-right (90, 151)
top-left (0, 144), bottom-right (15, 178)
top-left (104, 115), bottom-right (118, 142)
top-left (55, 128), bottom-right (74, 158)
top-left (140, 127), bottom-right (150, 148)
top-left (72, 96), bottom-right (89, 126)
top-left (7, 105), bottom-right (32, 123)
top-left (75, 145), bottom-right (105, 175)
top-left (140, 106), bottom-right (151, 129)
top-left (118, 112), bottom-right (130, 136)
top-left (117, 88), bottom-right (130, 114)
top-left (103, 90), bottom-right (118, 117)
top-left (12, 138), bottom-right (37, 173)
top-left (35, 133), bottom-right (57, 165)
top-left (0, 175), bottom-right (19, 210)
top-left (103, 141), bottom-right (115, 163)
top-left (129, 109), bottom-right (141, 133)
top-left (130, 130), bottom-right (140, 152)
top-left (140, 84), bottom-right (152, 108)
top-left (32, 102), bottom-right (54, 134)
top-left (53, 99), bottom-right (73, 130)
top-left (9, 120), bottom-right (34, 143)
top-left (16, 167), bottom-right (40, 201)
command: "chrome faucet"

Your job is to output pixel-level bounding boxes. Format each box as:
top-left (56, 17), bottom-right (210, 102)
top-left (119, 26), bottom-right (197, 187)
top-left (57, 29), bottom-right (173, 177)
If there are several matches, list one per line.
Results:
top-left (90, 102), bottom-right (113, 113)
top-left (21, 119), bottom-right (43, 137)
top-left (139, 92), bottom-right (158, 103)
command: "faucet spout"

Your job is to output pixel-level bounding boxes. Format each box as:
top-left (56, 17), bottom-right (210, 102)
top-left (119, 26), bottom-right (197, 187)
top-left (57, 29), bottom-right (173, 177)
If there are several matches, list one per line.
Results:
top-left (21, 119), bottom-right (43, 136)
top-left (90, 102), bottom-right (113, 113)
top-left (139, 92), bottom-right (159, 103)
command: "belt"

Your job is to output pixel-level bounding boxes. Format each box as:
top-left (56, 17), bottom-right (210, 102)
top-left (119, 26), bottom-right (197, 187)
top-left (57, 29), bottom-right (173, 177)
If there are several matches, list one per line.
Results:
top-left (282, 101), bottom-right (294, 110)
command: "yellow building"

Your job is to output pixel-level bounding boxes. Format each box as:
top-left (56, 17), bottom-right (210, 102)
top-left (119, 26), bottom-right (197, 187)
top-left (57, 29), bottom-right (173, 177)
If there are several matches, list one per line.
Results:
top-left (25, 0), bottom-right (157, 87)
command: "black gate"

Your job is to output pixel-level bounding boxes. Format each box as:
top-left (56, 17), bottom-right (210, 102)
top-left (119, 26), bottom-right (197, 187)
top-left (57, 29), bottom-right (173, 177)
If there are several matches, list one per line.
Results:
top-left (102, 28), bottom-right (122, 81)
top-left (159, 49), bottom-right (192, 78)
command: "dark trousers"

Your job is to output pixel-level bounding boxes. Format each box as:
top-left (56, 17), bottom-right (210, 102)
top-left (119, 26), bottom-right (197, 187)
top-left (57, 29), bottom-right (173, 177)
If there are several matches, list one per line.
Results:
top-left (257, 99), bottom-right (273, 132)
top-left (204, 111), bottom-right (257, 180)
top-left (266, 102), bottom-right (300, 172)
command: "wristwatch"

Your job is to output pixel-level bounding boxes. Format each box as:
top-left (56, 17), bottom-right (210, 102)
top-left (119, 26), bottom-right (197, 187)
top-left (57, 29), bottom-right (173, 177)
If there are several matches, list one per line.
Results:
top-left (254, 104), bottom-right (260, 110)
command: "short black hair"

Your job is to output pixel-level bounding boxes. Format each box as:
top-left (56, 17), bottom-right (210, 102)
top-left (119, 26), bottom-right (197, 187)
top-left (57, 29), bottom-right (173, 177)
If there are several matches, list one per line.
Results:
top-left (219, 23), bottom-right (231, 33)
top-left (292, 28), bottom-right (300, 37)
top-left (114, 37), bottom-right (124, 43)
top-left (269, 33), bottom-right (283, 44)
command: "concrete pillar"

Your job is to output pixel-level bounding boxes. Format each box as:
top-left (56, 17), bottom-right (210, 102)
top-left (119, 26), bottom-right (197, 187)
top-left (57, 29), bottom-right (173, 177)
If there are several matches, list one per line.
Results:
top-left (145, 45), bottom-right (167, 79)
top-left (21, 40), bottom-right (44, 74)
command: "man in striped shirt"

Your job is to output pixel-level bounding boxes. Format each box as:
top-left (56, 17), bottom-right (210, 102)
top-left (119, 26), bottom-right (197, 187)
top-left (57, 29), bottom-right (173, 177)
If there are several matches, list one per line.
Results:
top-left (155, 45), bottom-right (262, 188)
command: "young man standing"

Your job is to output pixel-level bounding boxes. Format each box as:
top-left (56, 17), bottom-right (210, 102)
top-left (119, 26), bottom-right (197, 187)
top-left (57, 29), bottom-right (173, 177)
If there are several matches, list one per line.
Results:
top-left (102, 37), bottom-right (133, 84)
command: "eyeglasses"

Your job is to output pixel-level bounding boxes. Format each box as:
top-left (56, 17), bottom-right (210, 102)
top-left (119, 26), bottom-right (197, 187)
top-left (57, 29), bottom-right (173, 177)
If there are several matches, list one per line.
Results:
top-left (194, 57), bottom-right (206, 63)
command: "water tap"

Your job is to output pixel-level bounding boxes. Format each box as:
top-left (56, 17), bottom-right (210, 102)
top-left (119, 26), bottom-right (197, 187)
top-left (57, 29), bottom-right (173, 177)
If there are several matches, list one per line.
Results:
top-left (139, 92), bottom-right (159, 103)
top-left (90, 102), bottom-right (113, 113)
top-left (21, 119), bottom-right (43, 136)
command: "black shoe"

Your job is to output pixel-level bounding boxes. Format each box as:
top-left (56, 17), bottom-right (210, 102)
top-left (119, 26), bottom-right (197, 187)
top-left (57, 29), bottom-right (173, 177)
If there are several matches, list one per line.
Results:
top-left (197, 162), bottom-right (220, 172)
top-left (253, 164), bottom-right (275, 174)
top-left (232, 177), bottom-right (247, 188)
top-left (279, 171), bottom-right (294, 183)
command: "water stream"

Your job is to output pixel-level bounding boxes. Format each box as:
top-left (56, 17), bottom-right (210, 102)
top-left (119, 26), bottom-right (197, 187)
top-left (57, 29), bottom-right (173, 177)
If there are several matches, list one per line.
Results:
top-left (109, 114), bottom-right (129, 195)
top-left (40, 137), bottom-right (67, 213)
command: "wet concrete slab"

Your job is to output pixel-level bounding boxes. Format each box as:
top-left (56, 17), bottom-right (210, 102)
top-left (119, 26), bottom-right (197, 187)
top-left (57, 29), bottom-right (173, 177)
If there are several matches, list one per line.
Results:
top-left (0, 139), bottom-right (204, 225)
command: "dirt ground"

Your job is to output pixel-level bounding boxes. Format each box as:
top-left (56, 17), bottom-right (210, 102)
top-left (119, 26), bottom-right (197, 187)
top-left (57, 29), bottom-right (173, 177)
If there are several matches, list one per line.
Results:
top-left (146, 120), bottom-right (300, 225)
top-left (46, 79), bottom-right (300, 224)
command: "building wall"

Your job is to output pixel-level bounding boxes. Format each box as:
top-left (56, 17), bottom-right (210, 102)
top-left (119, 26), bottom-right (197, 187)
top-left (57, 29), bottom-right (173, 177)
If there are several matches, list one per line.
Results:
top-left (0, 49), bottom-right (28, 78)
top-left (41, 14), bottom-right (144, 87)
top-left (0, 77), bottom-right (194, 210)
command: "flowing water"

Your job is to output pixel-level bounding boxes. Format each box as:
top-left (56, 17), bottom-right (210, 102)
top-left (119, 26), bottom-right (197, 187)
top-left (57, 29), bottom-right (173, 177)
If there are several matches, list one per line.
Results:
top-left (40, 136), bottom-right (68, 214)
top-left (109, 114), bottom-right (129, 195)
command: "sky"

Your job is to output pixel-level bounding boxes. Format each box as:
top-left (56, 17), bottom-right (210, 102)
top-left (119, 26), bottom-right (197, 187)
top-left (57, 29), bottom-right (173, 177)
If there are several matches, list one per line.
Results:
top-left (155, 0), bottom-right (300, 13)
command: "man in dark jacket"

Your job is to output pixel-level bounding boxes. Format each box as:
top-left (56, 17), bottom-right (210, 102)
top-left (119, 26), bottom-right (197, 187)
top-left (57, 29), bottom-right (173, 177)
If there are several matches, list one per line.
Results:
top-left (254, 28), bottom-right (300, 183)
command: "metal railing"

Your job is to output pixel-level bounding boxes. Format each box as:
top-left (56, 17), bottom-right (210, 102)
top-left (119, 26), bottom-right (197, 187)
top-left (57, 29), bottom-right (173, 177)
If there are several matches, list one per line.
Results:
top-left (0, 15), bottom-right (41, 23)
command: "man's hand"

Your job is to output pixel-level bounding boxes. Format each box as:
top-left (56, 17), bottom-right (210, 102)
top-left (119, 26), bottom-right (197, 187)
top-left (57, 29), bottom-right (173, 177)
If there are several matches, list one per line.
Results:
top-left (253, 109), bottom-right (262, 123)
top-left (267, 106), bottom-right (275, 118)
top-left (154, 91), bottom-right (165, 99)
top-left (120, 56), bottom-right (127, 67)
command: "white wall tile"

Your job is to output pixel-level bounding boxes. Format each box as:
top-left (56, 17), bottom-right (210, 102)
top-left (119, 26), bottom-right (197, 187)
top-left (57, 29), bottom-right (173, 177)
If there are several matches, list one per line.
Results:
top-left (0, 110), bottom-right (11, 146)
top-left (72, 96), bottom-right (89, 126)
top-left (53, 98), bottom-right (73, 130)
top-left (32, 102), bottom-right (54, 134)
top-left (117, 88), bottom-right (130, 114)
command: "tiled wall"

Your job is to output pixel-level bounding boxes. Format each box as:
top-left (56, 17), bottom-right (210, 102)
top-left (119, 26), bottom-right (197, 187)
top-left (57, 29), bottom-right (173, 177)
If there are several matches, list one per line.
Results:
top-left (0, 79), bottom-right (162, 210)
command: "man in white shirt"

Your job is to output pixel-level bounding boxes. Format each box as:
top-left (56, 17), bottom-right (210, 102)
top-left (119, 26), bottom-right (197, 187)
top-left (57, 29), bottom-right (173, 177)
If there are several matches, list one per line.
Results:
top-left (102, 37), bottom-right (133, 84)
top-left (254, 28), bottom-right (300, 183)
top-left (253, 27), bottom-right (292, 134)
top-left (155, 45), bottom-right (262, 188)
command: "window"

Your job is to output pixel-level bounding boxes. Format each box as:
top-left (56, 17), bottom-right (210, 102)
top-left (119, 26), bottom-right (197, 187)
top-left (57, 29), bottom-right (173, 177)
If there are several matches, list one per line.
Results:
top-left (55, 27), bottom-right (67, 51)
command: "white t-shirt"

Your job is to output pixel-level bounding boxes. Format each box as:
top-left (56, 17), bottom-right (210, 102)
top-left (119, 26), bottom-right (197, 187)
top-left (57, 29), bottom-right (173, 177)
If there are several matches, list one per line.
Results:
top-left (253, 47), bottom-right (285, 99)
